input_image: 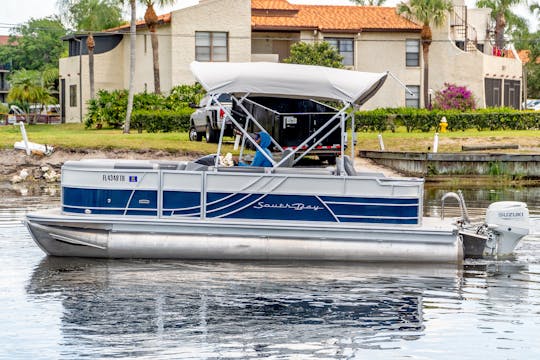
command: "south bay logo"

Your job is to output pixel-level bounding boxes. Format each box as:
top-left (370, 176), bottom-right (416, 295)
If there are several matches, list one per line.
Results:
top-left (253, 202), bottom-right (323, 211)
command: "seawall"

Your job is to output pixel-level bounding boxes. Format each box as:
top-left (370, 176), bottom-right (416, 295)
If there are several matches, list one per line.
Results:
top-left (359, 151), bottom-right (540, 178)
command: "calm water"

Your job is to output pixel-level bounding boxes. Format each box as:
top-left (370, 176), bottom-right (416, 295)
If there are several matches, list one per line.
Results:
top-left (1, 182), bottom-right (540, 359)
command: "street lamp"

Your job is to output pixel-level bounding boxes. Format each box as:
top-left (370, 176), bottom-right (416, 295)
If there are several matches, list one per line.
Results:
top-left (428, 88), bottom-right (434, 110)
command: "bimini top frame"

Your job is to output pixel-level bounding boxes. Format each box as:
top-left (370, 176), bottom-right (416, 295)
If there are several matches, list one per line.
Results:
top-left (189, 61), bottom-right (389, 172)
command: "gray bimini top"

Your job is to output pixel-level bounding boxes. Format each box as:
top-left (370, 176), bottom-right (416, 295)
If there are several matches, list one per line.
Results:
top-left (190, 61), bottom-right (388, 105)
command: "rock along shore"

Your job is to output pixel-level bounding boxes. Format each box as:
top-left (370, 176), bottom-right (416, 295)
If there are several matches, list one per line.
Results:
top-left (1, 148), bottom-right (399, 184)
top-left (0, 148), bottom-right (193, 183)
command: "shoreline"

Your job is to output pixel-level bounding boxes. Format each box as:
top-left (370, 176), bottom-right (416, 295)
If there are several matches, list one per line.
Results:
top-left (2, 148), bottom-right (538, 187)
top-left (0, 148), bottom-right (195, 183)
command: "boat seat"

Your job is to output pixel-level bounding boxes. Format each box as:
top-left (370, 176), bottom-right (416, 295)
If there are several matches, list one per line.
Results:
top-left (356, 171), bottom-right (386, 178)
top-left (175, 162), bottom-right (187, 170)
top-left (277, 149), bottom-right (294, 167)
top-left (185, 161), bottom-right (208, 171)
top-left (211, 166), bottom-right (266, 173)
top-left (272, 167), bottom-right (334, 175)
top-left (148, 161), bottom-right (187, 170)
top-left (343, 155), bottom-right (358, 176)
top-left (335, 157), bottom-right (344, 175)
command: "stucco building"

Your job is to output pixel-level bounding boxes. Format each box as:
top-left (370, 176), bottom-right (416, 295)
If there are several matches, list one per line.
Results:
top-left (59, 0), bottom-right (523, 123)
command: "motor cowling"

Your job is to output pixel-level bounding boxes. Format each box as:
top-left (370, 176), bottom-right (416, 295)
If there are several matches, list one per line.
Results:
top-left (485, 201), bottom-right (530, 256)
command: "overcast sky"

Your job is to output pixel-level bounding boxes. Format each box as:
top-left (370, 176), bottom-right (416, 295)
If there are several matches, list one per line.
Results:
top-left (0, 0), bottom-right (535, 36)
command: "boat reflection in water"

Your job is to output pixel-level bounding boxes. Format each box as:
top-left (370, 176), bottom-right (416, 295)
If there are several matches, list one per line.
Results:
top-left (26, 258), bottom-right (480, 357)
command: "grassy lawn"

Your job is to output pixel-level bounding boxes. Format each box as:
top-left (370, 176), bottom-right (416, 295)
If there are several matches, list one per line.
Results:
top-left (0, 123), bottom-right (224, 155)
top-left (356, 128), bottom-right (540, 153)
top-left (1, 123), bottom-right (538, 154)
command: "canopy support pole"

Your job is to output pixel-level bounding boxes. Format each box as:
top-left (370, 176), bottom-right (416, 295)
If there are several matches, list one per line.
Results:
top-left (388, 71), bottom-right (414, 95)
top-left (233, 97), bottom-right (284, 153)
top-left (214, 95), bottom-right (276, 167)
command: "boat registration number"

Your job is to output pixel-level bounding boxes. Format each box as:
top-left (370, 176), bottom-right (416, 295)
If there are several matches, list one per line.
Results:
top-left (102, 174), bottom-right (138, 183)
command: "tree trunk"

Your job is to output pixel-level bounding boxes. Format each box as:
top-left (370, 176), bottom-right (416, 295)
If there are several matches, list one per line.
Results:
top-left (421, 25), bottom-right (432, 109)
top-left (494, 12), bottom-right (506, 50)
top-left (87, 33), bottom-right (95, 100)
top-left (145, 4), bottom-right (160, 94)
top-left (150, 27), bottom-right (160, 94)
top-left (422, 42), bottom-right (430, 109)
top-left (124, 0), bottom-right (136, 134)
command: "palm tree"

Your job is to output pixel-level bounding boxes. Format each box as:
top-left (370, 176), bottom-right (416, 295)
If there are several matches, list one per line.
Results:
top-left (397, 0), bottom-right (453, 108)
top-left (477, 0), bottom-right (527, 49)
top-left (141, 0), bottom-right (177, 95)
top-left (57, 0), bottom-right (123, 100)
top-left (8, 69), bottom-right (54, 124)
top-left (124, 0), bottom-right (136, 134)
top-left (350, 0), bottom-right (387, 5)
top-left (87, 32), bottom-right (96, 100)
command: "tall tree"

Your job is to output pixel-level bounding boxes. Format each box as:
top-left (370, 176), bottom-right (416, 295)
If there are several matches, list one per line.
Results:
top-left (57, 0), bottom-right (124, 100)
top-left (350, 0), bottom-right (387, 5)
top-left (124, 0), bottom-right (137, 134)
top-left (58, 0), bottom-right (123, 31)
top-left (397, 0), bottom-right (453, 108)
top-left (513, 28), bottom-right (540, 100)
top-left (0, 17), bottom-right (67, 71)
top-left (476, 0), bottom-right (527, 49)
top-left (141, 0), bottom-right (177, 95)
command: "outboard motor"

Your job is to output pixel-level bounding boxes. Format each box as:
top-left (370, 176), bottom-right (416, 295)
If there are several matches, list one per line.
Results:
top-left (484, 201), bottom-right (530, 256)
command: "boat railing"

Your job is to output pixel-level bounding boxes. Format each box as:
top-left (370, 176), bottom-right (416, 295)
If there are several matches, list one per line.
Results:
top-left (61, 162), bottom-right (424, 225)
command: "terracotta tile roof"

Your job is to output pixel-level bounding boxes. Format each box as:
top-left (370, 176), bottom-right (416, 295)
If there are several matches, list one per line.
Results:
top-left (102, 1), bottom-right (419, 34)
top-left (516, 49), bottom-right (528, 62)
top-left (515, 49), bottom-right (540, 64)
top-left (252, 0), bottom-right (296, 10)
top-left (251, 0), bottom-right (421, 32)
top-left (106, 13), bottom-right (171, 32)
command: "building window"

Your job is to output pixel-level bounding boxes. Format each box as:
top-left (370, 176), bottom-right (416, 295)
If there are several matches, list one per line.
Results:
top-left (406, 39), bottom-right (420, 67)
top-left (69, 85), bottom-right (77, 107)
top-left (325, 38), bottom-right (354, 66)
top-left (485, 78), bottom-right (502, 107)
top-left (503, 79), bottom-right (521, 109)
top-left (406, 85), bottom-right (420, 108)
top-left (195, 32), bottom-right (228, 62)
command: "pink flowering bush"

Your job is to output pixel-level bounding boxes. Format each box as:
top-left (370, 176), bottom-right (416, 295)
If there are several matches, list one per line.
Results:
top-left (433, 83), bottom-right (476, 111)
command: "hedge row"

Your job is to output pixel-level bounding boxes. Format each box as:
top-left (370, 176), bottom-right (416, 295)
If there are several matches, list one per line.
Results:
top-left (84, 85), bottom-right (202, 129)
top-left (355, 108), bottom-right (540, 132)
top-left (131, 109), bottom-right (193, 133)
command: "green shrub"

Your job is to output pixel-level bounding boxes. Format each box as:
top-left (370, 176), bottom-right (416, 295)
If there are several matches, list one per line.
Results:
top-left (166, 83), bottom-right (205, 110)
top-left (85, 89), bottom-right (128, 128)
top-left (131, 108), bottom-right (194, 133)
top-left (85, 84), bottom-right (205, 129)
top-left (356, 108), bottom-right (540, 132)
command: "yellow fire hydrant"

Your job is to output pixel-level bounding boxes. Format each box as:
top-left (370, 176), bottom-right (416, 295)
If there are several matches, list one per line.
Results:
top-left (439, 116), bottom-right (448, 133)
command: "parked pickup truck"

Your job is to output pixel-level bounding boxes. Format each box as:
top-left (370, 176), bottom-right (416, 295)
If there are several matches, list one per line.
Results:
top-left (189, 94), bottom-right (233, 143)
